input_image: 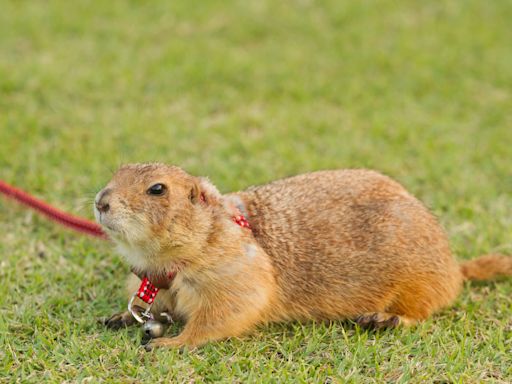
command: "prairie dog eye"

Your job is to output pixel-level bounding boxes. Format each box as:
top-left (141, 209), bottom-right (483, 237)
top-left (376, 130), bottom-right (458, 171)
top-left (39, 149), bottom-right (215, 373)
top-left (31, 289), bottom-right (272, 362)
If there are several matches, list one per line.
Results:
top-left (147, 183), bottom-right (167, 196)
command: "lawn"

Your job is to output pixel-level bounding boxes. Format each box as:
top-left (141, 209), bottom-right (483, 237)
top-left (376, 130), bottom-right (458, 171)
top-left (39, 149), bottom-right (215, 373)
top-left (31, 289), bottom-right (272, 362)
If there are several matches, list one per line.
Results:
top-left (1, 0), bottom-right (512, 382)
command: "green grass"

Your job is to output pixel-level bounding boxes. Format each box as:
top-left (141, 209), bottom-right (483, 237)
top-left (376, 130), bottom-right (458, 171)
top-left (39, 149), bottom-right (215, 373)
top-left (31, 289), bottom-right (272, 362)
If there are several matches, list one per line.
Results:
top-left (1, 0), bottom-right (512, 382)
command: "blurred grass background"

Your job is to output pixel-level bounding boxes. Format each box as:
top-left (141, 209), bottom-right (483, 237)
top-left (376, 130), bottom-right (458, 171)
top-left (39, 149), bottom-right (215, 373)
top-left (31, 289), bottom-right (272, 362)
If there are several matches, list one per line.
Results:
top-left (1, 0), bottom-right (511, 382)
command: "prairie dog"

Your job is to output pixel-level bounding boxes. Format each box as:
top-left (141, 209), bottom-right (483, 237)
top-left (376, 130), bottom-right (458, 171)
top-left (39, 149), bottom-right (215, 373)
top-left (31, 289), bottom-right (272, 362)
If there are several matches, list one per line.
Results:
top-left (95, 163), bottom-right (512, 349)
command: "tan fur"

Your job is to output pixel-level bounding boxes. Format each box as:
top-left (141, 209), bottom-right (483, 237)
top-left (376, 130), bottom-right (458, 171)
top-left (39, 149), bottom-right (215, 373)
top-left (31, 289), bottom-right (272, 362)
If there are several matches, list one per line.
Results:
top-left (460, 254), bottom-right (512, 281)
top-left (95, 164), bottom-right (512, 349)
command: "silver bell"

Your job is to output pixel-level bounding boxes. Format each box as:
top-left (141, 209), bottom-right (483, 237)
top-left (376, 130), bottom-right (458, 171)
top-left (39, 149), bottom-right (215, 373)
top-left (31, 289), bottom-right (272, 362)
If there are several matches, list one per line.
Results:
top-left (142, 319), bottom-right (166, 339)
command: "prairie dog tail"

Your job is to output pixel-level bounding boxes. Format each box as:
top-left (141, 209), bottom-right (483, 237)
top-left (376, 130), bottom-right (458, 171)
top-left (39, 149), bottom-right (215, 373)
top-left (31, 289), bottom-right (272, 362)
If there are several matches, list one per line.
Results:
top-left (460, 254), bottom-right (512, 281)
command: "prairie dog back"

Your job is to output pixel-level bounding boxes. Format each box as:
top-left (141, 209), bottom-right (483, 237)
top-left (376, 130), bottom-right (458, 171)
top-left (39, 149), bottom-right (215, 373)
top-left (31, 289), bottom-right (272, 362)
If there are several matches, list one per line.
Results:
top-left (237, 170), bottom-right (462, 321)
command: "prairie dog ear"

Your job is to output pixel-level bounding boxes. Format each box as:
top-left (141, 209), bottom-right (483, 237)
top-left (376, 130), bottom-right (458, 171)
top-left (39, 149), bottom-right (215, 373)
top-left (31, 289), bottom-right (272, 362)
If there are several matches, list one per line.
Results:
top-left (189, 177), bottom-right (221, 205)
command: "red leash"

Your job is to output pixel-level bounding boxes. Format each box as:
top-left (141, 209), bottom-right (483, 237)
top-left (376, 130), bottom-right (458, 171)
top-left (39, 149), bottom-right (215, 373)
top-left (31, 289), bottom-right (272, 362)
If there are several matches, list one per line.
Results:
top-left (0, 179), bottom-right (107, 239)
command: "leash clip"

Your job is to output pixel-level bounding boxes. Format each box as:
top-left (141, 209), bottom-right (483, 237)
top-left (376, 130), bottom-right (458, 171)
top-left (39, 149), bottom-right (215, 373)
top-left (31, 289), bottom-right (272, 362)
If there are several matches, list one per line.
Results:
top-left (128, 276), bottom-right (159, 324)
top-left (128, 293), bottom-right (154, 324)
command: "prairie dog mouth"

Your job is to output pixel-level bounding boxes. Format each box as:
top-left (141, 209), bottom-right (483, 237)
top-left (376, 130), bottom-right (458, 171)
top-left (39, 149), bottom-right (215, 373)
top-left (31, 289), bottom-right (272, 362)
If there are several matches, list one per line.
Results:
top-left (94, 206), bottom-right (111, 229)
top-left (94, 206), bottom-right (122, 236)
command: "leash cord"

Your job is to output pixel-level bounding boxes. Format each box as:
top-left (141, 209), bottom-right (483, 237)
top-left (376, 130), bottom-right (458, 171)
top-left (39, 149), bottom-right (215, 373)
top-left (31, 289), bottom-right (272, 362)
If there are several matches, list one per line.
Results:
top-left (0, 179), bottom-right (107, 239)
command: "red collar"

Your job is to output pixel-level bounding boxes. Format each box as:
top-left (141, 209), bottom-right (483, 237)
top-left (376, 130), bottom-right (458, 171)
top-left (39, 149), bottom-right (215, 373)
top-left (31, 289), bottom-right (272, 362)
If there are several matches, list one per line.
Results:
top-left (134, 212), bottom-right (251, 305)
top-left (135, 272), bottom-right (176, 304)
top-left (232, 213), bottom-right (251, 229)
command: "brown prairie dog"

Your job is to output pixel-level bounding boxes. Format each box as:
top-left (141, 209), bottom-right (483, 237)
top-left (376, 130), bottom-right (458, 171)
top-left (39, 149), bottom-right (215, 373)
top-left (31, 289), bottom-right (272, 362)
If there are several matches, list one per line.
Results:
top-left (94, 163), bottom-right (512, 350)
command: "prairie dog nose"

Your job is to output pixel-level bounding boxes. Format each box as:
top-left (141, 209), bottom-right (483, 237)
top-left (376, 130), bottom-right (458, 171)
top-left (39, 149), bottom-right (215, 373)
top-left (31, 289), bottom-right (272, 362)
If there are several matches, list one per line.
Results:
top-left (95, 188), bottom-right (112, 213)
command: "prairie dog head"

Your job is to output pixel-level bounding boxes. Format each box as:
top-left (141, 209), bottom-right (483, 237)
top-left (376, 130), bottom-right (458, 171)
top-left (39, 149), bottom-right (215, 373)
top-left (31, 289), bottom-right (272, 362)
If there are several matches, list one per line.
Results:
top-left (94, 163), bottom-right (221, 270)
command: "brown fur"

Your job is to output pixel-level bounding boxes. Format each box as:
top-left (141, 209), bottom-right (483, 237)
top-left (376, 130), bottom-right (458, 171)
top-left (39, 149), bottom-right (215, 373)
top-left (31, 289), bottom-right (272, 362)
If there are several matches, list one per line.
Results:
top-left (94, 164), bottom-right (512, 349)
top-left (460, 254), bottom-right (512, 281)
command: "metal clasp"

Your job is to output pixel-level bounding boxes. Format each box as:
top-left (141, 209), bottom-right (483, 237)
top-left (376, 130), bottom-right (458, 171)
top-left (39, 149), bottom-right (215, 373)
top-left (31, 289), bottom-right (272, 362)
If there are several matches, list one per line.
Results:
top-left (128, 293), bottom-right (154, 324)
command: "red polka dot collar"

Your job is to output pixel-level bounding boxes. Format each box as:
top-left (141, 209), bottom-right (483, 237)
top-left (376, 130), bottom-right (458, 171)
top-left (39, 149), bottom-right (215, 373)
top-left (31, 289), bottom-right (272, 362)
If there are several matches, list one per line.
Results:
top-left (128, 212), bottom-right (251, 323)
